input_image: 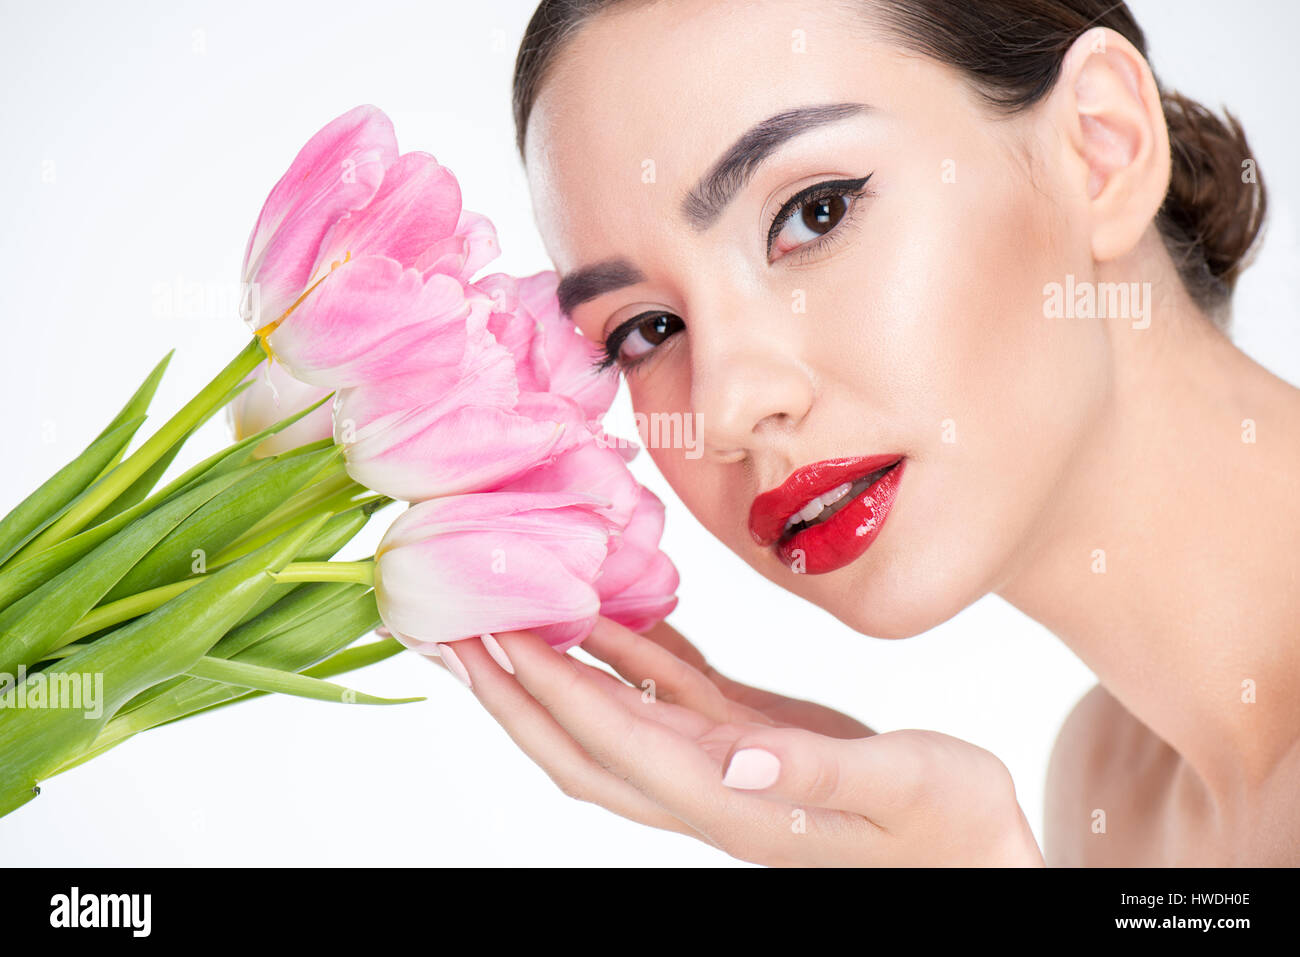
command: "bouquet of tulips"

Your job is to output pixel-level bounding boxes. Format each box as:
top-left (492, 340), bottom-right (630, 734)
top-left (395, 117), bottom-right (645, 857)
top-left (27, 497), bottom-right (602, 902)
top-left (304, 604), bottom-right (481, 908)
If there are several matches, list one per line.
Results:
top-left (0, 105), bottom-right (678, 818)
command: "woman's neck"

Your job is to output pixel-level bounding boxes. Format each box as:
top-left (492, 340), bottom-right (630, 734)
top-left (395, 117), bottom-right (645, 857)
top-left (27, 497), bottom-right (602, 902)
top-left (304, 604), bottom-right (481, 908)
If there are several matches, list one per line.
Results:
top-left (995, 256), bottom-right (1300, 812)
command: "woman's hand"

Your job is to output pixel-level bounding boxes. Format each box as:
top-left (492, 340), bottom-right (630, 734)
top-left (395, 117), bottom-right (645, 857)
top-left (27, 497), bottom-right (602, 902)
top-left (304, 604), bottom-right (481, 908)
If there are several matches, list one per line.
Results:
top-left (428, 617), bottom-right (1044, 867)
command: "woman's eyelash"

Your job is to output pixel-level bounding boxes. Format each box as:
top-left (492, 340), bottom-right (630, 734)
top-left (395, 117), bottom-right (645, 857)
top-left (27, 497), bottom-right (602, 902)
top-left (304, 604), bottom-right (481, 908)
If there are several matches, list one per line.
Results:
top-left (765, 173), bottom-right (873, 257)
top-left (591, 313), bottom-right (665, 374)
top-left (591, 326), bottom-right (630, 373)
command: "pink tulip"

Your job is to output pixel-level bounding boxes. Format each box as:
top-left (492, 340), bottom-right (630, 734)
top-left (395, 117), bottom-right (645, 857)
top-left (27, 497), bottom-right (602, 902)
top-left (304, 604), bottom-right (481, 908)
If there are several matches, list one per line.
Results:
top-left (241, 104), bottom-right (471, 387)
top-left (332, 325), bottom-right (590, 501)
top-left (473, 271), bottom-right (619, 421)
top-left (240, 105), bottom-right (397, 333)
top-left (237, 106), bottom-right (679, 648)
top-left (595, 486), bottom-right (680, 632)
top-left (375, 491), bottom-right (617, 653)
top-left (226, 359), bottom-right (335, 457)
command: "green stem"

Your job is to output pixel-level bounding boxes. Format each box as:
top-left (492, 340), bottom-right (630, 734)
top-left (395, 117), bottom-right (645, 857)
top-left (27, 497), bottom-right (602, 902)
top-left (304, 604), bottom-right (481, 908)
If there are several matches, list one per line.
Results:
top-left (49, 578), bottom-right (205, 650)
top-left (271, 560), bottom-right (374, 586)
top-left (17, 338), bottom-right (265, 558)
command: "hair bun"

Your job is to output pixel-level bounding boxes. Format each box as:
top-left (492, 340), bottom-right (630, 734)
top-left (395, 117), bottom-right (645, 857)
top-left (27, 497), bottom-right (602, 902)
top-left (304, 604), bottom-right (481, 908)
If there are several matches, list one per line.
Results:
top-left (1156, 89), bottom-right (1268, 326)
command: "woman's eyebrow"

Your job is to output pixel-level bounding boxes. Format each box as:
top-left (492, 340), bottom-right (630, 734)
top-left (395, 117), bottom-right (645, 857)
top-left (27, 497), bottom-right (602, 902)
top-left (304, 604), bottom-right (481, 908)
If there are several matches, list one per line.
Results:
top-left (555, 101), bottom-right (869, 318)
top-left (680, 101), bottom-right (870, 229)
top-left (556, 258), bottom-right (645, 318)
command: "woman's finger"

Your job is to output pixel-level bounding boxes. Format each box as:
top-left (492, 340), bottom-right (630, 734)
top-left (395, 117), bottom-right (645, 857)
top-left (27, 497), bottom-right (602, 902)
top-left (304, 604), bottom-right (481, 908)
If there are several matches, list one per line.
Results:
top-left (430, 637), bottom-right (717, 739)
top-left (567, 653), bottom-right (723, 740)
top-left (580, 617), bottom-right (778, 727)
top-left (490, 629), bottom-right (808, 859)
top-left (426, 638), bottom-right (708, 842)
top-left (636, 620), bottom-right (870, 736)
top-left (714, 725), bottom-right (933, 818)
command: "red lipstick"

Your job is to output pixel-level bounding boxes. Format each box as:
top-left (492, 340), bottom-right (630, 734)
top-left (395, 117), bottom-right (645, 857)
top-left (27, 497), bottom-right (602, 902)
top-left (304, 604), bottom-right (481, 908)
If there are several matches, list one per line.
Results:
top-left (748, 455), bottom-right (905, 575)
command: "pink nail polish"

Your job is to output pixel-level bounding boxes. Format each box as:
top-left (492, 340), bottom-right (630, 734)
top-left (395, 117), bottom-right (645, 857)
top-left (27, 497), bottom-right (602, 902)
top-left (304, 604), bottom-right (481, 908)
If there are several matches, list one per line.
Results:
top-left (436, 642), bottom-right (472, 689)
top-left (722, 748), bottom-right (781, 789)
top-left (480, 633), bottom-right (515, 675)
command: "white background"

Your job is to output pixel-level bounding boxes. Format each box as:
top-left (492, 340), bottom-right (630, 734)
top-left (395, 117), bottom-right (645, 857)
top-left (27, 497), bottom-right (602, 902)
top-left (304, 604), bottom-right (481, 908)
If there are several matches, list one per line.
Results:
top-left (1, 0), bottom-right (1296, 865)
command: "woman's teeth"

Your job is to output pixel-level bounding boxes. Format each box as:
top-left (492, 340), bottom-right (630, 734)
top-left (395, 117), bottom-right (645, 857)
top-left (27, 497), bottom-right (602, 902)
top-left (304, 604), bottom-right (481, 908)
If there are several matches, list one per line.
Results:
top-left (782, 479), bottom-right (858, 535)
top-left (780, 466), bottom-right (893, 537)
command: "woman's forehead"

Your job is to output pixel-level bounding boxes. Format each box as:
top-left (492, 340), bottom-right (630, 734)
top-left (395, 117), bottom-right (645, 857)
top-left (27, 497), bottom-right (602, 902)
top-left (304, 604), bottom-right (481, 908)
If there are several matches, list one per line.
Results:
top-left (523, 0), bottom-right (915, 271)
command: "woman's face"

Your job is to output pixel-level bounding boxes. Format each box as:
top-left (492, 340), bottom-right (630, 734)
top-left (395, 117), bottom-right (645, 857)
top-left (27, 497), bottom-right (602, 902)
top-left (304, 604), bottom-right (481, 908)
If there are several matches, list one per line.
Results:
top-left (524, 0), bottom-right (1113, 638)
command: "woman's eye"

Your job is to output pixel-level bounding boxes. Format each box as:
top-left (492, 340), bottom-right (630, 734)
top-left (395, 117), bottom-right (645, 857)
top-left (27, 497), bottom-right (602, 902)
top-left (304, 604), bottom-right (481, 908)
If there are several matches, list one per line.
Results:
top-left (617, 312), bottom-right (684, 363)
top-left (771, 193), bottom-right (850, 257)
top-left (767, 174), bottom-right (871, 260)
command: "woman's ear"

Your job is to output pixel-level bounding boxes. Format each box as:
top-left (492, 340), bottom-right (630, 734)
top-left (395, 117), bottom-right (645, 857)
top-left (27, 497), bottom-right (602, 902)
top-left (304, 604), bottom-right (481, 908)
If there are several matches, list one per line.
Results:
top-left (1046, 26), bottom-right (1172, 265)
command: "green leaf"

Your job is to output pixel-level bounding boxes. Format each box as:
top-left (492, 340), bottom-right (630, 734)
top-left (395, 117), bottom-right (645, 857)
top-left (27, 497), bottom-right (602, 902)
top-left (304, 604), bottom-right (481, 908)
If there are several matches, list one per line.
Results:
top-left (0, 415), bottom-right (146, 569)
top-left (17, 338), bottom-right (265, 556)
top-left (222, 502), bottom-right (376, 631)
top-left (104, 351), bottom-right (175, 436)
top-left (299, 637), bottom-right (407, 678)
top-left (49, 578), bottom-right (203, 651)
top-left (0, 512), bottom-right (331, 818)
top-left (123, 391), bottom-right (335, 516)
top-left (113, 579), bottom-right (365, 719)
top-left (66, 589), bottom-right (391, 766)
top-left (0, 474), bottom-right (234, 675)
top-left (215, 581), bottom-right (367, 659)
top-left (106, 502), bottom-right (378, 722)
top-left (0, 465), bottom-right (256, 618)
top-left (93, 378), bottom-right (255, 524)
top-left (184, 656), bottom-right (422, 705)
top-left (100, 447), bottom-right (340, 605)
top-left (210, 476), bottom-right (364, 568)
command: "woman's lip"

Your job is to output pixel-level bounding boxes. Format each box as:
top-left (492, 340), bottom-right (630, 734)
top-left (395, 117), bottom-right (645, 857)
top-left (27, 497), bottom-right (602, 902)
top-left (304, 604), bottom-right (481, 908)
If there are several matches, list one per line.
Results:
top-left (774, 459), bottom-right (905, 574)
top-left (748, 454), bottom-right (905, 547)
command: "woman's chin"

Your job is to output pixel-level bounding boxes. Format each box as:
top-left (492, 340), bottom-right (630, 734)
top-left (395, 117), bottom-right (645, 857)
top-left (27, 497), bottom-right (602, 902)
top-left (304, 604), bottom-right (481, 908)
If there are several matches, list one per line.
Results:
top-left (805, 557), bottom-right (991, 641)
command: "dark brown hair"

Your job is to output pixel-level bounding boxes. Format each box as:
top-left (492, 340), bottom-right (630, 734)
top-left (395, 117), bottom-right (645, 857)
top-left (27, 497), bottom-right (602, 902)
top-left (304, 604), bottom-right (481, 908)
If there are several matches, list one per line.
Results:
top-left (512, 0), bottom-right (1268, 326)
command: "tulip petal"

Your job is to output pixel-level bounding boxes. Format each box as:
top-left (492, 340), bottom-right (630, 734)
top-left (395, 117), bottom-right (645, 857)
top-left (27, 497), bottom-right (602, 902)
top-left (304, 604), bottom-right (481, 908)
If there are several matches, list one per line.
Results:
top-left (343, 404), bottom-right (568, 501)
top-left (594, 486), bottom-right (679, 633)
top-left (417, 209), bottom-right (501, 282)
top-left (334, 325), bottom-right (517, 427)
top-left (377, 491), bottom-right (612, 551)
top-left (268, 256), bottom-right (484, 388)
top-left (242, 105), bottom-right (397, 329)
top-left (498, 433), bottom-right (641, 529)
top-left (514, 270), bottom-right (619, 418)
top-left (316, 151), bottom-right (462, 271)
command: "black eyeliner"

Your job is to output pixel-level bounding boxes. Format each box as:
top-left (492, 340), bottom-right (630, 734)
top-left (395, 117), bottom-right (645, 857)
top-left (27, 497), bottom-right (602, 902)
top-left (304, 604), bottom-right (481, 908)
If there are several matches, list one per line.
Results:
top-left (765, 173), bottom-right (873, 255)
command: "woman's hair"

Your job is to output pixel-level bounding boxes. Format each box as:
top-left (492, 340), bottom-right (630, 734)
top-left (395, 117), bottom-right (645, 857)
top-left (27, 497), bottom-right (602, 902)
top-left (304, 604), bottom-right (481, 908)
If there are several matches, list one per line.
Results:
top-left (512, 0), bottom-right (1268, 327)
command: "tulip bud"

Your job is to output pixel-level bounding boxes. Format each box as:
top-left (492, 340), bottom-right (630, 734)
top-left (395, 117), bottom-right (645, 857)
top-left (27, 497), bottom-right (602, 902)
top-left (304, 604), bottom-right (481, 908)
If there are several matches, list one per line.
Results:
top-left (227, 359), bottom-right (335, 457)
top-left (375, 491), bottom-right (615, 652)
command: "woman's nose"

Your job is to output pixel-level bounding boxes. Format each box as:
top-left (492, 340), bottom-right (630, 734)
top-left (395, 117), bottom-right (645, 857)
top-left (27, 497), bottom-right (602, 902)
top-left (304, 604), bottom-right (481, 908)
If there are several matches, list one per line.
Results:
top-left (689, 319), bottom-right (814, 463)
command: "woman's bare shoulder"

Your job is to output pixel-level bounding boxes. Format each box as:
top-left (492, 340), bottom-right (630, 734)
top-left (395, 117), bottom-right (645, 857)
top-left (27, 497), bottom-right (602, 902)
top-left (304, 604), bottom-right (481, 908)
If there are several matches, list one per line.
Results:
top-left (1042, 683), bottom-right (1170, 865)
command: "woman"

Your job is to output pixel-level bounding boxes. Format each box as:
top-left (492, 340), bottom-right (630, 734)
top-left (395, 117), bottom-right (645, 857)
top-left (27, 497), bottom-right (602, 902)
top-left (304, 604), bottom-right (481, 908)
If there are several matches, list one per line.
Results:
top-left (431, 0), bottom-right (1298, 866)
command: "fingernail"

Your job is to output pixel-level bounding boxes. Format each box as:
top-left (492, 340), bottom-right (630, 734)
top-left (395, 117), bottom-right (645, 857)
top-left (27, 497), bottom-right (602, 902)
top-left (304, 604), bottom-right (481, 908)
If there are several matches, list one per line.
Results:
top-left (722, 748), bottom-right (781, 789)
top-left (480, 633), bottom-right (514, 675)
top-left (435, 642), bottom-right (472, 689)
